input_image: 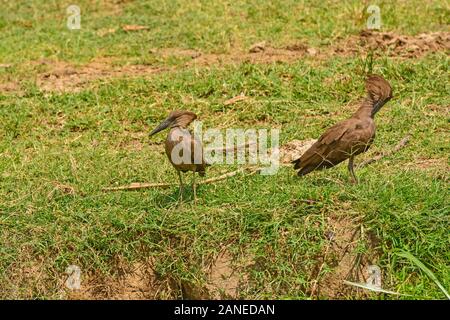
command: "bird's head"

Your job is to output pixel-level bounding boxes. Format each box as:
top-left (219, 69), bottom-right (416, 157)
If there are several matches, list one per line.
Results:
top-left (365, 75), bottom-right (393, 117)
top-left (149, 110), bottom-right (197, 137)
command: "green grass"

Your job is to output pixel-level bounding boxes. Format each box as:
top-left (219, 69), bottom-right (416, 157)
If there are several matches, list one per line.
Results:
top-left (0, 0), bottom-right (449, 299)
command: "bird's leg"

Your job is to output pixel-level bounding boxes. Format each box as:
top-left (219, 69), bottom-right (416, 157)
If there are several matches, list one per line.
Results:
top-left (348, 155), bottom-right (358, 184)
top-left (192, 169), bottom-right (197, 204)
top-left (177, 171), bottom-right (184, 202)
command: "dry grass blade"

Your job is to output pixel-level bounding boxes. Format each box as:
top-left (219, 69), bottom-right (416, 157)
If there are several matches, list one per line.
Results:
top-left (122, 25), bottom-right (149, 32)
top-left (223, 94), bottom-right (248, 106)
top-left (343, 280), bottom-right (405, 295)
top-left (97, 28), bottom-right (117, 37)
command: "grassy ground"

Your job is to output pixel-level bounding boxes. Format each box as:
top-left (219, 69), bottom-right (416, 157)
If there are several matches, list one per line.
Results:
top-left (0, 0), bottom-right (449, 299)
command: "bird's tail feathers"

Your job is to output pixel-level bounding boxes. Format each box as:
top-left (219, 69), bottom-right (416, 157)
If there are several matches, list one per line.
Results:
top-left (292, 158), bottom-right (301, 169)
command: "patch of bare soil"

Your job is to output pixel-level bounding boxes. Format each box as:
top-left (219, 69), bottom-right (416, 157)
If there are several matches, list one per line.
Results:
top-left (335, 30), bottom-right (450, 58)
top-left (0, 81), bottom-right (22, 95)
top-left (171, 249), bottom-right (251, 300)
top-left (29, 48), bottom-right (302, 95)
top-left (32, 31), bottom-right (448, 93)
top-left (67, 259), bottom-right (161, 300)
top-left (153, 48), bottom-right (203, 59)
top-left (310, 212), bottom-right (381, 299)
top-left (0, 252), bottom-right (58, 299)
top-left (279, 139), bottom-right (317, 164)
top-left (65, 251), bottom-right (247, 300)
top-left (92, 0), bottom-right (126, 15)
top-left (149, 42), bottom-right (314, 68)
top-left (424, 104), bottom-right (450, 116)
top-left (407, 157), bottom-right (449, 171)
top-left (36, 58), bottom-right (165, 93)
top-left (205, 250), bottom-right (240, 299)
top-left (197, 45), bottom-right (314, 66)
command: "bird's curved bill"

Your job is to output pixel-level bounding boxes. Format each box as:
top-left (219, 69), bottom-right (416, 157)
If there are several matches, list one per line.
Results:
top-left (149, 118), bottom-right (172, 136)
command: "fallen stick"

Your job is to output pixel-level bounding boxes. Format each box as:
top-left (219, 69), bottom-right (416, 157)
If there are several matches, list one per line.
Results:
top-left (102, 182), bottom-right (173, 191)
top-left (198, 168), bottom-right (258, 184)
top-left (357, 134), bottom-right (411, 169)
top-left (102, 167), bottom-right (258, 192)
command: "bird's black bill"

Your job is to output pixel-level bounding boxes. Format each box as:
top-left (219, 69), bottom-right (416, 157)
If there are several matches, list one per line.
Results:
top-left (371, 98), bottom-right (390, 117)
top-left (149, 118), bottom-right (172, 136)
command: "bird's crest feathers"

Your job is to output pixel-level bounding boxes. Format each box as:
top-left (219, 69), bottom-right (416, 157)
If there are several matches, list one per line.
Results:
top-left (149, 110), bottom-right (197, 136)
top-left (365, 75), bottom-right (393, 104)
top-left (168, 110), bottom-right (198, 128)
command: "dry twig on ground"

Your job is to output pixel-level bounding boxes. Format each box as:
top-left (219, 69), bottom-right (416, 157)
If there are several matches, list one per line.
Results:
top-left (102, 167), bottom-right (259, 192)
top-left (358, 134), bottom-right (411, 168)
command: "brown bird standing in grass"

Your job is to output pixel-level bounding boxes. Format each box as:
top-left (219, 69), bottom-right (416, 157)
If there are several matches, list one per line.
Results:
top-left (150, 110), bottom-right (208, 202)
top-left (292, 75), bottom-right (393, 183)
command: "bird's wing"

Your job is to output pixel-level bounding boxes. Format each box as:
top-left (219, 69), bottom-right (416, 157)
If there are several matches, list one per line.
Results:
top-left (295, 120), bottom-right (352, 164)
top-left (338, 122), bottom-right (375, 153)
top-left (166, 128), bottom-right (195, 164)
top-left (190, 133), bottom-right (206, 165)
top-left (294, 119), bottom-right (373, 170)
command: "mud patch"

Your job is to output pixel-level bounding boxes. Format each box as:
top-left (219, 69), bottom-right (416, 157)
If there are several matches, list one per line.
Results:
top-left (335, 30), bottom-right (450, 58)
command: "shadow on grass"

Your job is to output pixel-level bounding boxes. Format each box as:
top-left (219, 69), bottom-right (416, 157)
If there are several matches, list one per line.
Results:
top-left (153, 185), bottom-right (197, 207)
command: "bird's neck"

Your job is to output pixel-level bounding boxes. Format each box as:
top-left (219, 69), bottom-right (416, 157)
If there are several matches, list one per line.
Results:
top-left (353, 98), bottom-right (375, 119)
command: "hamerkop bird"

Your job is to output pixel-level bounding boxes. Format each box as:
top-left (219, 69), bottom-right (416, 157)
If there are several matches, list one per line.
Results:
top-left (150, 110), bottom-right (207, 202)
top-left (292, 75), bottom-right (393, 183)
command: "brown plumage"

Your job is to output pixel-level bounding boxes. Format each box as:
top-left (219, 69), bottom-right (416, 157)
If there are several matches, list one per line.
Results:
top-left (292, 75), bottom-right (393, 182)
top-left (150, 110), bottom-right (208, 202)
